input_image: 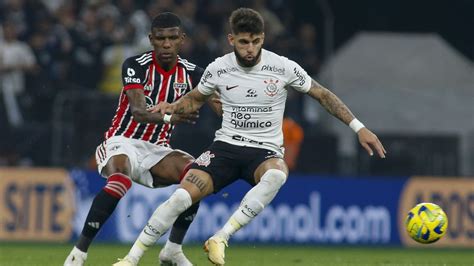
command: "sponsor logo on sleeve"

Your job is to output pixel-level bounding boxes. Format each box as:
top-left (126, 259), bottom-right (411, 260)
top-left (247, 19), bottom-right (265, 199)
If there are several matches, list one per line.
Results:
top-left (125, 68), bottom-right (140, 83)
top-left (124, 77), bottom-right (141, 83)
top-left (200, 71), bottom-right (213, 85)
top-left (293, 67), bottom-right (307, 86)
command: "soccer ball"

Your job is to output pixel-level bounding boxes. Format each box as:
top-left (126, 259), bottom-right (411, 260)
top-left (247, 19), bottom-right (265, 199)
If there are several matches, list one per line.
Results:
top-left (405, 202), bottom-right (448, 244)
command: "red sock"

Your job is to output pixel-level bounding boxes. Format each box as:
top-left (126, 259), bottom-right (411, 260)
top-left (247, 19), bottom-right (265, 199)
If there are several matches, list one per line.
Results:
top-left (103, 173), bottom-right (132, 199)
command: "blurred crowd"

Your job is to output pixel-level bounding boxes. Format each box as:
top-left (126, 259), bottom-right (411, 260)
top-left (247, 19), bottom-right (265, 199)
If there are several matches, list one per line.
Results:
top-left (0, 0), bottom-right (321, 166)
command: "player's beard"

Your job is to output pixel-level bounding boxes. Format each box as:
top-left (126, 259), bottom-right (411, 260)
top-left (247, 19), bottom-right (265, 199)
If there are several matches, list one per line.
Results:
top-left (234, 48), bottom-right (262, 67)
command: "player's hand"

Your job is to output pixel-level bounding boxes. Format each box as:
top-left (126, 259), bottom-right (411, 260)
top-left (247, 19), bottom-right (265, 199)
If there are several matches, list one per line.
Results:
top-left (170, 111), bottom-right (199, 124)
top-left (148, 102), bottom-right (177, 115)
top-left (357, 128), bottom-right (387, 158)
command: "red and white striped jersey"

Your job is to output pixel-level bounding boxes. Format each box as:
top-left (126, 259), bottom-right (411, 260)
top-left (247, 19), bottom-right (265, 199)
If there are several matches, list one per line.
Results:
top-left (105, 51), bottom-right (203, 145)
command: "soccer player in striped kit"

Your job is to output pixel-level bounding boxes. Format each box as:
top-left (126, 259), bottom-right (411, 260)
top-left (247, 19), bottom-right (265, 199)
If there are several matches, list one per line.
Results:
top-left (64, 12), bottom-right (221, 266)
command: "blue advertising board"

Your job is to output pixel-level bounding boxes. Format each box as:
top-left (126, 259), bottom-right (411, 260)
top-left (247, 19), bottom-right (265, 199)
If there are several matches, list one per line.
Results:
top-left (2, 168), bottom-right (470, 247)
top-left (69, 169), bottom-right (407, 245)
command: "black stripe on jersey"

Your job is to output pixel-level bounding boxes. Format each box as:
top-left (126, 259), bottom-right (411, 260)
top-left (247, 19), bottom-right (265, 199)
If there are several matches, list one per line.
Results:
top-left (131, 123), bottom-right (147, 139)
top-left (143, 68), bottom-right (150, 84)
top-left (186, 73), bottom-right (193, 93)
top-left (166, 72), bottom-right (178, 103)
top-left (149, 73), bottom-right (173, 143)
top-left (165, 125), bottom-right (175, 141)
top-left (150, 124), bottom-right (163, 143)
top-left (115, 108), bottom-right (133, 135)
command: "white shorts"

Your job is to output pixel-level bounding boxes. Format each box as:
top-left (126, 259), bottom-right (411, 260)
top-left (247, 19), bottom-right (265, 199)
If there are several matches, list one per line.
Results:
top-left (95, 136), bottom-right (176, 188)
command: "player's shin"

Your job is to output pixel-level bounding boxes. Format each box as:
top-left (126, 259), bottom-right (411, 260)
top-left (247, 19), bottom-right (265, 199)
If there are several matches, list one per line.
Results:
top-left (127, 188), bottom-right (192, 262)
top-left (77, 173), bottom-right (132, 252)
top-left (167, 201), bottom-right (200, 245)
top-left (218, 169), bottom-right (287, 240)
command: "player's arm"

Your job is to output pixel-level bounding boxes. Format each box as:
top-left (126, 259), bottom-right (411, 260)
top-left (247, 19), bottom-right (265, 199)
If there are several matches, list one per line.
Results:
top-left (127, 89), bottom-right (197, 124)
top-left (189, 66), bottom-right (222, 117)
top-left (306, 79), bottom-right (387, 158)
top-left (152, 88), bottom-right (212, 115)
top-left (206, 91), bottom-right (223, 117)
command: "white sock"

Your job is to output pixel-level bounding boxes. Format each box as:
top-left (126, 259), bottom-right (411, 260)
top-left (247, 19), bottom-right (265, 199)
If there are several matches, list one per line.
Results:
top-left (217, 169), bottom-right (287, 240)
top-left (128, 188), bottom-right (192, 261)
top-left (163, 240), bottom-right (182, 253)
top-left (72, 246), bottom-right (87, 256)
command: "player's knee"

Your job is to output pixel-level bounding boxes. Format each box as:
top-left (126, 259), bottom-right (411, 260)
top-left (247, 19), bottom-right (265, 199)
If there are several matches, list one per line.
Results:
top-left (261, 169), bottom-right (287, 187)
top-left (103, 173), bottom-right (132, 199)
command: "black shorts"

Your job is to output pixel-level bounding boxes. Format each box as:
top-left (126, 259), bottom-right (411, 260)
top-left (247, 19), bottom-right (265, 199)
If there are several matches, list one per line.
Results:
top-left (190, 141), bottom-right (282, 193)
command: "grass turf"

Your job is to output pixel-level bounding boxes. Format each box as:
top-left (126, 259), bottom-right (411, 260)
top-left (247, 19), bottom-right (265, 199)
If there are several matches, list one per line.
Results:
top-left (0, 243), bottom-right (472, 266)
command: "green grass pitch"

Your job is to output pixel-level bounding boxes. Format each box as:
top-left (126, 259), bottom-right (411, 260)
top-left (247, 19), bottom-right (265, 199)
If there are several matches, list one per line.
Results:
top-left (0, 243), bottom-right (472, 265)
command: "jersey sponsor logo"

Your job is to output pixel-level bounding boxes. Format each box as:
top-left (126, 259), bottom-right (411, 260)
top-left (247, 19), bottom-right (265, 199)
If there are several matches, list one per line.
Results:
top-left (124, 77), bottom-right (141, 83)
top-left (261, 64), bottom-right (285, 75)
top-left (246, 89), bottom-right (257, 97)
top-left (195, 151), bottom-right (215, 167)
top-left (293, 67), bottom-right (307, 86)
top-left (264, 79), bottom-right (280, 96)
top-left (230, 119), bottom-right (272, 128)
top-left (217, 67), bottom-right (238, 77)
top-left (226, 85), bottom-right (239, 90)
top-left (230, 111), bottom-right (272, 129)
top-left (231, 106), bottom-right (272, 112)
top-left (201, 71), bottom-right (213, 85)
top-left (232, 135), bottom-right (263, 145)
top-left (127, 68), bottom-right (136, 76)
top-left (173, 82), bottom-right (187, 97)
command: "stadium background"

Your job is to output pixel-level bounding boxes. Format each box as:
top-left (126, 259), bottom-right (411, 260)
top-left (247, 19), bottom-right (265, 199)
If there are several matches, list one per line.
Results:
top-left (0, 0), bottom-right (473, 265)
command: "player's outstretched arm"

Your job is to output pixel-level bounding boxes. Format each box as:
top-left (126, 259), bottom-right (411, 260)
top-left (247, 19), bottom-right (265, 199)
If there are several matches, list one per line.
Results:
top-left (126, 89), bottom-right (198, 125)
top-left (207, 91), bottom-right (223, 117)
top-left (151, 88), bottom-right (211, 115)
top-left (306, 79), bottom-right (387, 158)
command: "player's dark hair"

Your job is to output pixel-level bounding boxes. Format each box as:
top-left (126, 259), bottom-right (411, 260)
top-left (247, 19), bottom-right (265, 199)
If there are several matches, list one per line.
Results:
top-left (229, 8), bottom-right (264, 35)
top-left (151, 12), bottom-right (181, 30)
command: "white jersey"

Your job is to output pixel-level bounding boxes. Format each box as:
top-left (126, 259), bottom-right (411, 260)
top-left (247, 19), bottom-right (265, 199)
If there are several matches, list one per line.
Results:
top-left (198, 49), bottom-right (311, 155)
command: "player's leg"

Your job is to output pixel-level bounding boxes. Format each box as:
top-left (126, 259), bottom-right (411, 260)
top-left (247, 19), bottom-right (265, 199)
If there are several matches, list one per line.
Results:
top-left (118, 169), bottom-right (214, 265)
top-left (64, 154), bottom-right (133, 266)
top-left (206, 157), bottom-right (288, 265)
top-left (148, 150), bottom-right (200, 266)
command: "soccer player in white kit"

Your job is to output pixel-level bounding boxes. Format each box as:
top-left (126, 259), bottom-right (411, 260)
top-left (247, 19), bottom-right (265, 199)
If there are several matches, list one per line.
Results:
top-left (115, 8), bottom-right (386, 265)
